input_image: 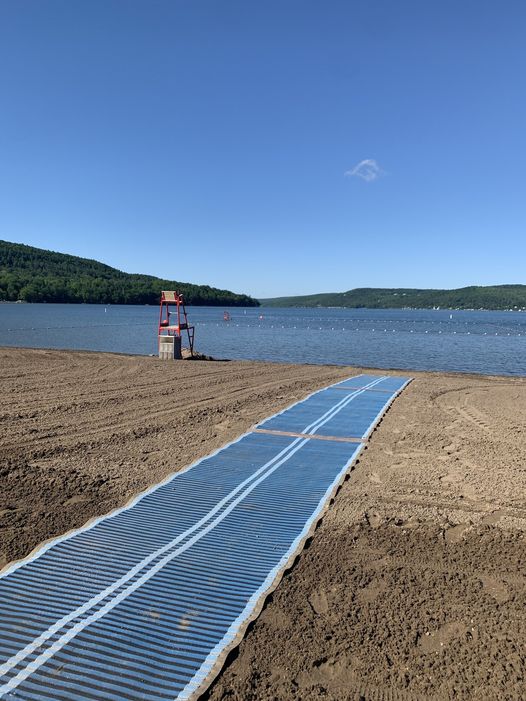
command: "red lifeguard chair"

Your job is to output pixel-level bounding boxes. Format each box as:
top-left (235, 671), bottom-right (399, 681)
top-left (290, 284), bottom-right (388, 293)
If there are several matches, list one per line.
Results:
top-left (158, 291), bottom-right (195, 358)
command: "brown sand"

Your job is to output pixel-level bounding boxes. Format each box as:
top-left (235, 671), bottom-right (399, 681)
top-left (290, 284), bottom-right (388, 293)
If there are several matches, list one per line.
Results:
top-left (1, 348), bottom-right (525, 699)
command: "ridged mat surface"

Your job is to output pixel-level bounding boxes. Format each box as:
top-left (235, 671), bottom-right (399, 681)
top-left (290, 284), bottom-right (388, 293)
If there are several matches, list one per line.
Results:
top-left (0, 373), bottom-right (410, 701)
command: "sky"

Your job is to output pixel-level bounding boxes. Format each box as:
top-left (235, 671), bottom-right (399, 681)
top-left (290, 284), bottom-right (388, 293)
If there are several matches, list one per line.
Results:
top-left (1, 1), bottom-right (525, 298)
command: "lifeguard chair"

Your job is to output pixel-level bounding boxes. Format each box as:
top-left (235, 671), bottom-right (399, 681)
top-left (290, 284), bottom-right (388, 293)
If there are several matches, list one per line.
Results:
top-left (158, 291), bottom-right (195, 359)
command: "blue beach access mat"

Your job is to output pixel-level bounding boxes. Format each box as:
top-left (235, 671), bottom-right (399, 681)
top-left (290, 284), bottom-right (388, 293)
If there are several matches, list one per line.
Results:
top-left (0, 373), bottom-right (411, 701)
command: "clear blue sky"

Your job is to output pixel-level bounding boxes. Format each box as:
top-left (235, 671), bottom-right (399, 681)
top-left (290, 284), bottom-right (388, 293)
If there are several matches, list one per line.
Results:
top-left (1, 1), bottom-right (525, 298)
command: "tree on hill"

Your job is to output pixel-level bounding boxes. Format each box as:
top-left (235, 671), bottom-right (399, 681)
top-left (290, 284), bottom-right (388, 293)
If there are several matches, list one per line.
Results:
top-left (261, 285), bottom-right (526, 311)
top-left (0, 240), bottom-right (259, 306)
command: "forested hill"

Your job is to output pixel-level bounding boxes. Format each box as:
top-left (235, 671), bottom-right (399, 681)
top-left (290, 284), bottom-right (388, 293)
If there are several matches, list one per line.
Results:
top-left (0, 240), bottom-right (259, 306)
top-left (261, 286), bottom-right (526, 311)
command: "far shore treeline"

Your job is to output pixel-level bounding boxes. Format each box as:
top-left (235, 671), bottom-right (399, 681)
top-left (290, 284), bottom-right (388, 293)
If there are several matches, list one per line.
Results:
top-left (2, 240), bottom-right (525, 311)
top-left (261, 286), bottom-right (526, 311)
top-left (0, 240), bottom-right (259, 306)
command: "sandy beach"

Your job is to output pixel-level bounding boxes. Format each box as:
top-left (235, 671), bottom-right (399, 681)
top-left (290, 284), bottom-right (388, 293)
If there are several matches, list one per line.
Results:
top-left (1, 348), bottom-right (525, 699)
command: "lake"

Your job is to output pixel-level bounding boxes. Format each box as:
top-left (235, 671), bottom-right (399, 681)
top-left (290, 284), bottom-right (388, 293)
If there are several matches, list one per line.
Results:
top-left (0, 304), bottom-right (525, 376)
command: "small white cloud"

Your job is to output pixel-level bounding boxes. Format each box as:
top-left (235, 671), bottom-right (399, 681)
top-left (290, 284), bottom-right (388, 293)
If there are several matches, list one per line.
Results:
top-left (344, 159), bottom-right (385, 182)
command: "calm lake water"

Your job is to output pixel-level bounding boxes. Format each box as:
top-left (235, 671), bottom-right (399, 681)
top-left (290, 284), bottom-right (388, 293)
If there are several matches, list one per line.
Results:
top-left (0, 304), bottom-right (525, 376)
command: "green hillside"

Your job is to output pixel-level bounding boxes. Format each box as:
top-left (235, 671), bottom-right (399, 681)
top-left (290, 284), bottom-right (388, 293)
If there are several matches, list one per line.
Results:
top-left (261, 286), bottom-right (526, 311)
top-left (0, 240), bottom-right (259, 306)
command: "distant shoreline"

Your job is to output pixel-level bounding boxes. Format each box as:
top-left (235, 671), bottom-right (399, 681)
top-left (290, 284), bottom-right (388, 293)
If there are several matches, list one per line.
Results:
top-left (2, 300), bottom-right (525, 313)
top-left (261, 284), bottom-right (526, 312)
